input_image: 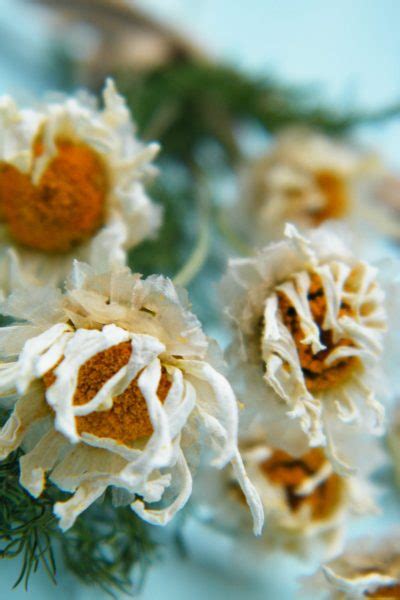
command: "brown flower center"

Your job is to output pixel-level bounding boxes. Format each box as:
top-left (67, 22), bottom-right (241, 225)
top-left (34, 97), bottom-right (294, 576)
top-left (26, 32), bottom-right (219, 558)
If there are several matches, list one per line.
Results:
top-left (277, 273), bottom-right (360, 393)
top-left (260, 448), bottom-right (342, 520)
top-left (44, 341), bottom-right (171, 445)
top-left (311, 169), bottom-right (349, 225)
top-left (366, 584), bottom-right (400, 598)
top-left (0, 137), bottom-right (108, 252)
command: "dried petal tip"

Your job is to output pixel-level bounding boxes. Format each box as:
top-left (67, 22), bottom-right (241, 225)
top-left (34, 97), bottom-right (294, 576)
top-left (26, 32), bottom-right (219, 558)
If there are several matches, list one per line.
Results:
top-left (304, 532), bottom-right (400, 599)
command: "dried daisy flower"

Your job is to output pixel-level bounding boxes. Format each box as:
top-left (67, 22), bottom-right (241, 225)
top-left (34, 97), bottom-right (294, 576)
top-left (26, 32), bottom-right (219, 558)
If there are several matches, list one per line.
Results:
top-left (221, 224), bottom-right (387, 473)
top-left (241, 129), bottom-right (376, 242)
top-left (195, 427), bottom-right (381, 562)
top-left (0, 79), bottom-right (160, 284)
top-left (0, 262), bottom-right (263, 532)
top-left (303, 532), bottom-right (400, 598)
top-left (227, 438), bottom-right (379, 560)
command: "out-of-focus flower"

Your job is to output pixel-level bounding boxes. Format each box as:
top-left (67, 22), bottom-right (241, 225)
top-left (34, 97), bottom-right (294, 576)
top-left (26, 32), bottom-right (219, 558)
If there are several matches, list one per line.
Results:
top-left (221, 224), bottom-right (388, 474)
top-left (0, 79), bottom-right (160, 285)
top-left (193, 428), bottom-right (381, 561)
top-left (232, 441), bottom-right (378, 559)
top-left (303, 533), bottom-right (400, 598)
top-left (241, 129), bottom-right (380, 242)
top-left (0, 262), bottom-right (263, 532)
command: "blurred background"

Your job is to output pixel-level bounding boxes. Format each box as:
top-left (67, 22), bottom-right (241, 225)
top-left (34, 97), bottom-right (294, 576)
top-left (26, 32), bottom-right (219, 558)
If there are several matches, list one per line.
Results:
top-left (1, 1), bottom-right (400, 598)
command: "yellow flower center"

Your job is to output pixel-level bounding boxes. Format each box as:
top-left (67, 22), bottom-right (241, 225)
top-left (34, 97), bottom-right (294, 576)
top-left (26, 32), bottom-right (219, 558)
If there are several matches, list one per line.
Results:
top-left (44, 341), bottom-right (171, 445)
top-left (366, 584), bottom-right (400, 598)
top-left (277, 273), bottom-right (360, 393)
top-left (311, 169), bottom-right (349, 225)
top-left (0, 138), bottom-right (108, 253)
top-left (260, 448), bottom-right (342, 520)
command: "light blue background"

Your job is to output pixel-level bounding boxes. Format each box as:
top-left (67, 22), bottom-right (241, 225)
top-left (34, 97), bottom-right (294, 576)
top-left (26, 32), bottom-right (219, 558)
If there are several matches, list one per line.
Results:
top-left (1, 1), bottom-right (400, 599)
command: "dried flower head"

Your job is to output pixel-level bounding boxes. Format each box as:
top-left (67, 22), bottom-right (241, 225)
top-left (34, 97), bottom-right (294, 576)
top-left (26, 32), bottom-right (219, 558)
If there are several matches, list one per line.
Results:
top-left (304, 533), bottom-right (400, 599)
top-left (242, 129), bottom-right (375, 241)
top-left (221, 224), bottom-right (387, 473)
top-left (0, 79), bottom-right (160, 284)
top-left (0, 262), bottom-right (263, 532)
top-left (229, 438), bottom-right (379, 559)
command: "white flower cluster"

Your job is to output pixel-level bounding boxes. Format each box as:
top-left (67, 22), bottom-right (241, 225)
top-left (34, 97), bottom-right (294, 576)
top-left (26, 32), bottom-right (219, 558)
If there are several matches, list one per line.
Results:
top-left (213, 221), bottom-right (397, 560)
top-left (0, 80), bottom-right (399, 580)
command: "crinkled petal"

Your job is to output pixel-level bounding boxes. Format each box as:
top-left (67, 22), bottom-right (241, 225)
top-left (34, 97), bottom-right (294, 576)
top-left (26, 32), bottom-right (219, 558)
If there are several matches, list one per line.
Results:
top-left (179, 359), bottom-right (238, 468)
top-left (0, 383), bottom-right (49, 459)
top-left (130, 447), bottom-right (192, 526)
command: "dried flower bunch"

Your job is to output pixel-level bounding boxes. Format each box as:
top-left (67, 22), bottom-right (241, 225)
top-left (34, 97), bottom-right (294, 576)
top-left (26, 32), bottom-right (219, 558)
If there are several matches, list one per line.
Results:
top-left (1, 15), bottom-right (400, 593)
top-left (0, 79), bottom-right (160, 284)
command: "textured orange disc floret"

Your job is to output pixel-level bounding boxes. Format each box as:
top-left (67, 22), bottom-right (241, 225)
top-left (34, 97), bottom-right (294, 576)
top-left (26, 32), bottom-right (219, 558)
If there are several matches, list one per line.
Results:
top-left (44, 341), bottom-right (171, 445)
top-left (278, 272), bottom-right (359, 393)
top-left (0, 138), bottom-right (108, 252)
top-left (261, 448), bottom-right (342, 520)
top-left (366, 584), bottom-right (400, 598)
top-left (312, 169), bottom-right (349, 225)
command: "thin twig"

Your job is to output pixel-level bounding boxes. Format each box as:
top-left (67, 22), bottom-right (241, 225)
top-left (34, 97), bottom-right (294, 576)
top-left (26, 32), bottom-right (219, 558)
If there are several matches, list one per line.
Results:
top-left (173, 169), bottom-right (211, 287)
top-left (216, 209), bottom-right (253, 256)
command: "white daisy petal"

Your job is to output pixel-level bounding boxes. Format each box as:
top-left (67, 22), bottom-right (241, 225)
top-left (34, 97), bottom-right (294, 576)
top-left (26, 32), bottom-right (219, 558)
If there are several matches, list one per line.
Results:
top-left (54, 480), bottom-right (107, 532)
top-left (131, 447), bottom-right (193, 526)
top-left (0, 383), bottom-right (49, 459)
top-left (230, 449), bottom-right (264, 536)
top-left (304, 533), bottom-right (400, 598)
top-left (179, 360), bottom-right (238, 468)
top-left (19, 430), bottom-right (66, 497)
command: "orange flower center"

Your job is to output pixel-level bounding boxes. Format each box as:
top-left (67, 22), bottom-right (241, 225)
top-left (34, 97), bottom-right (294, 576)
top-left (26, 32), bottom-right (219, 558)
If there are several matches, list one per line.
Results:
top-left (44, 341), bottom-right (171, 445)
top-left (261, 448), bottom-right (342, 520)
top-left (0, 138), bottom-right (108, 253)
top-left (311, 169), bottom-right (349, 225)
top-left (277, 273), bottom-right (360, 393)
top-left (366, 584), bottom-right (400, 598)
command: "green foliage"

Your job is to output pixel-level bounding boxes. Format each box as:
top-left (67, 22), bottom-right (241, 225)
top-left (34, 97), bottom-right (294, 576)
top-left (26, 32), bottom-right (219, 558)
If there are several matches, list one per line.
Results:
top-left (0, 412), bottom-right (156, 595)
top-left (117, 61), bottom-right (400, 167)
top-left (128, 174), bottom-right (194, 278)
top-left (59, 494), bottom-right (156, 598)
top-left (0, 448), bottom-right (58, 589)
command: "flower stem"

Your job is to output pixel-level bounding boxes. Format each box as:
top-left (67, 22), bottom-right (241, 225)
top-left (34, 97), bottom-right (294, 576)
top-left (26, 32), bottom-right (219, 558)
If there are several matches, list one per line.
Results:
top-left (216, 209), bottom-right (253, 256)
top-left (173, 170), bottom-right (211, 288)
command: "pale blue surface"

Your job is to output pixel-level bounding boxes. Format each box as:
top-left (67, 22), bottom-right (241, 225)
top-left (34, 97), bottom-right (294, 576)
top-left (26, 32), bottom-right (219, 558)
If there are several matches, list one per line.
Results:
top-left (0, 2), bottom-right (400, 599)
